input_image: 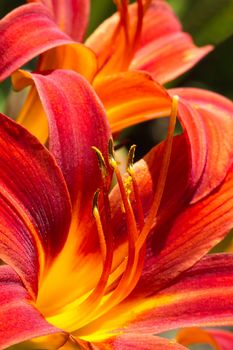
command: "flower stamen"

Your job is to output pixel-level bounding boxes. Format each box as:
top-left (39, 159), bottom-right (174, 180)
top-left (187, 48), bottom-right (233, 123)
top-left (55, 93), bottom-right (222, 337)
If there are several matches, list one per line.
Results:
top-left (127, 144), bottom-right (145, 230)
top-left (76, 97), bottom-right (178, 329)
top-left (132, 0), bottom-right (143, 52)
top-left (108, 138), bottom-right (138, 242)
top-left (136, 95), bottom-right (179, 250)
top-left (81, 139), bottom-right (143, 317)
top-left (114, 0), bottom-right (130, 45)
top-left (101, 95), bottom-right (179, 298)
top-left (71, 149), bottom-right (114, 329)
top-left (92, 190), bottom-right (107, 261)
top-left (92, 146), bottom-right (108, 178)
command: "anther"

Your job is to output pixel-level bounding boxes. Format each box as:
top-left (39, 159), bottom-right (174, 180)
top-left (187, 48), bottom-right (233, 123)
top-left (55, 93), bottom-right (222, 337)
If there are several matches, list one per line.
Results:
top-left (92, 146), bottom-right (108, 178)
top-left (136, 94), bottom-right (179, 250)
top-left (92, 190), bottom-right (107, 261)
top-left (108, 138), bottom-right (117, 168)
top-left (127, 144), bottom-right (137, 176)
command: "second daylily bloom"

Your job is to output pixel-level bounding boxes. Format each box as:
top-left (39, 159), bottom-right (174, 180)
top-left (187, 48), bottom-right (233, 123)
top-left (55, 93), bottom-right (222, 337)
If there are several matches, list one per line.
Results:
top-left (0, 0), bottom-right (213, 138)
top-left (1, 69), bottom-right (233, 349)
top-left (0, 0), bottom-right (212, 83)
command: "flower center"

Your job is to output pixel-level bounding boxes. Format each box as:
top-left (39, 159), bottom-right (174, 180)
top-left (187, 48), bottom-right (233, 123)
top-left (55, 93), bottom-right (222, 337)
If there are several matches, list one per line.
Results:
top-left (69, 95), bottom-right (178, 332)
top-left (35, 96), bottom-right (178, 346)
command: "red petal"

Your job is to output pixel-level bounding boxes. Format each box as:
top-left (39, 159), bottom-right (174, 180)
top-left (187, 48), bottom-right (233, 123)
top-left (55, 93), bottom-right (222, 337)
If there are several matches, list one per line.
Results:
top-left (170, 88), bottom-right (233, 202)
top-left (130, 1), bottom-right (212, 83)
top-left (28, 0), bottom-right (90, 41)
top-left (0, 3), bottom-right (74, 82)
top-left (13, 69), bottom-right (111, 207)
top-left (126, 254), bottom-right (233, 334)
top-left (85, 255), bottom-right (233, 338)
top-left (134, 146), bottom-right (233, 296)
top-left (97, 334), bottom-right (188, 350)
top-left (0, 112), bottom-right (71, 297)
top-left (131, 33), bottom-right (212, 84)
top-left (12, 70), bottom-right (111, 315)
top-left (0, 265), bottom-right (60, 348)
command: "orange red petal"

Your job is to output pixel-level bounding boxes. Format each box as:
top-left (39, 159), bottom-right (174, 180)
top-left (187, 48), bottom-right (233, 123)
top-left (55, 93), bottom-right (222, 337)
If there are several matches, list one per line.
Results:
top-left (108, 254), bottom-right (233, 337)
top-left (94, 71), bottom-right (171, 133)
top-left (131, 32), bottom-right (212, 84)
top-left (13, 69), bottom-right (111, 208)
top-left (28, 0), bottom-right (90, 41)
top-left (97, 334), bottom-right (188, 350)
top-left (12, 70), bottom-right (111, 316)
top-left (170, 88), bottom-right (233, 202)
top-left (133, 148), bottom-right (233, 297)
top-left (132, 254), bottom-right (233, 332)
top-left (0, 3), bottom-right (75, 82)
top-left (0, 265), bottom-right (60, 349)
top-left (0, 112), bottom-right (71, 297)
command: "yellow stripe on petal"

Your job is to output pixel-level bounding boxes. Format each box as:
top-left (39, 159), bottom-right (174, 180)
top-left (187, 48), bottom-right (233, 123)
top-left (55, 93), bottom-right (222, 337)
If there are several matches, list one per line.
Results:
top-left (73, 294), bottom-right (178, 342)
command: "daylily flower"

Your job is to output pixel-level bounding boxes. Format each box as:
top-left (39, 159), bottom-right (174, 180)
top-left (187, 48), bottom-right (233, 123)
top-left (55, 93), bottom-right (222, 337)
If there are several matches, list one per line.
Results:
top-left (0, 0), bottom-right (212, 82)
top-left (1, 69), bottom-right (233, 349)
top-left (0, 0), bottom-right (213, 139)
